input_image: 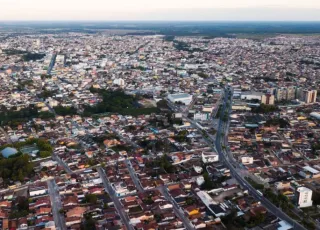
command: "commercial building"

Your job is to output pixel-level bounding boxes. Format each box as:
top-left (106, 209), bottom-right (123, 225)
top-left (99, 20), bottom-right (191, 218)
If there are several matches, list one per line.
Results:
top-left (261, 94), bottom-right (275, 105)
top-left (194, 113), bottom-right (210, 121)
top-left (240, 91), bottom-right (263, 101)
top-left (286, 86), bottom-right (296, 100)
top-left (299, 166), bottom-right (320, 179)
top-left (296, 187), bottom-right (313, 208)
top-left (168, 93), bottom-right (193, 105)
top-left (276, 88), bottom-right (288, 101)
top-left (301, 90), bottom-right (317, 104)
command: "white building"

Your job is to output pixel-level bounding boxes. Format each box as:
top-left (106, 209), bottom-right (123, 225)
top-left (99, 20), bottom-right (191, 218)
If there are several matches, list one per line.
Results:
top-left (168, 93), bottom-right (193, 105)
top-left (240, 91), bottom-right (263, 101)
top-left (29, 186), bottom-right (47, 197)
top-left (202, 152), bottom-right (219, 163)
top-left (196, 176), bottom-right (205, 186)
top-left (46, 98), bottom-right (59, 107)
top-left (194, 113), bottom-right (210, 121)
top-left (241, 156), bottom-right (253, 165)
top-left (113, 78), bottom-right (125, 87)
top-left (56, 54), bottom-right (65, 65)
top-left (296, 187), bottom-right (313, 208)
top-left (310, 112), bottom-right (320, 120)
top-left (40, 160), bottom-right (58, 168)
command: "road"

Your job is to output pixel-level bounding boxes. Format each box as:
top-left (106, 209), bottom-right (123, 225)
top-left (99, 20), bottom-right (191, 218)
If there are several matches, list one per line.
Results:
top-left (47, 179), bottom-right (66, 230)
top-left (0, 127), bottom-right (12, 144)
top-left (47, 53), bottom-right (57, 75)
top-left (52, 153), bottom-right (72, 174)
top-left (215, 88), bottom-right (306, 230)
top-left (97, 167), bottom-right (134, 230)
top-left (159, 186), bottom-right (195, 230)
top-left (167, 90), bottom-right (305, 230)
top-left (124, 159), bottom-right (144, 192)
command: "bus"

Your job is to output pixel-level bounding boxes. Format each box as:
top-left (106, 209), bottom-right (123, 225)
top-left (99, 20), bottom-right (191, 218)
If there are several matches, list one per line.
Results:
top-left (256, 190), bottom-right (263, 196)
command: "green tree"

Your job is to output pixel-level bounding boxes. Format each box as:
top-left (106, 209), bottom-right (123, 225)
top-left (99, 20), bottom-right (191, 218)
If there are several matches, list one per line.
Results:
top-left (39, 151), bottom-right (51, 158)
top-left (202, 172), bottom-right (214, 190)
top-left (84, 194), bottom-right (98, 204)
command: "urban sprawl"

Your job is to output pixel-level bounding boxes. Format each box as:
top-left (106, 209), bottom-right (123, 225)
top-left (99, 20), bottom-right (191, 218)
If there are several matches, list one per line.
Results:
top-left (0, 32), bottom-right (319, 230)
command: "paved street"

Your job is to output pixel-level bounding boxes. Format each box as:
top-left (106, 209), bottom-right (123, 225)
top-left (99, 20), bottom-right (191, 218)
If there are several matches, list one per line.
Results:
top-left (215, 88), bottom-right (306, 230)
top-left (52, 153), bottom-right (72, 174)
top-left (47, 179), bottom-right (66, 230)
top-left (159, 186), bottom-right (195, 230)
top-left (97, 167), bottom-right (134, 230)
top-left (167, 89), bottom-right (306, 230)
top-left (0, 127), bottom-right (12, 144)
top-left (125, 159), bottom-right (144, 192)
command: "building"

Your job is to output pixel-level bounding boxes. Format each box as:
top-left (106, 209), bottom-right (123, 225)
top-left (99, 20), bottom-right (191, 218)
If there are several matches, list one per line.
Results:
top-left (301, 90), bottom-right (317, 104)
top-left (202, 152), bottom-right (219, 163)
top-left (310, 112), bottom-right (320, 120)
top-left (241, 156), bottom-right (254, 165)
top-left (274, 181), bottom-right (291, 191)
top-left (194, 113), bottom-right (210, 121)
top-left (240, 91), bottom-right (263, 101)
top-left (296, 187), bottom-right (313, 208)
top-left (197, 191), bottom-right (226, 217)
top-left (168, 93), bottom-right (193, 105)
top-left (261, 93), bottom-right (275, 105)
top-left (286, 86), bottom-right (296, 100)
top-left (29, 186), bottom-right (47, 197)
top-left (276, 88), bottom-right (287, 101)
top-left (299, 166), bottom-right (320, 179)
top-left (113, 78), bottom-right (125, 87)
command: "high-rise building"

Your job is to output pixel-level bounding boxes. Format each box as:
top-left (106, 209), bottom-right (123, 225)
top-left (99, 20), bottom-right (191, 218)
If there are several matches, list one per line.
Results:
top-left (301, 90), bottom-right (317, 104)
top-left (276, 87), bottom-right (287, 101)
top-left (286, 86), bottom-right (296, 100)
top-left (261, 93), bottom-right (275, 105)
top-left (296, 187), bottom-right (313, 208)
top-left (296, 87), bottom-right (303, 99)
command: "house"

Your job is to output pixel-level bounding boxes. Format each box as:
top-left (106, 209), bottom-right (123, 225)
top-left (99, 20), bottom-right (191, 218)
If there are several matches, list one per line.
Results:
top-left (184, 205), bottom-right (200, 217)
top-left (66, 206), bottom-right (87, 218)
top-left (65, 217), bottom-right (82, 227)
top-left (18, 217), bottom-right (28, 230)
top-left (202, 152), bottom-right (219, 163)
top-left (29, 186), bottom-right (47, 197)
top-left (63, 195), bottom-right (79, 207)
top-left (103, 139), bottom-right (121, 148)
top-left (36, 207), bottom-right (52, 215)
top-left (159, 201), bottom-right (173, 210)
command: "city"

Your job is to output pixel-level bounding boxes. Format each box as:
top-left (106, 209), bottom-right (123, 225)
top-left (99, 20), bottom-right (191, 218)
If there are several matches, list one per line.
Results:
top-left (0, 23), bottom-right (320, 230)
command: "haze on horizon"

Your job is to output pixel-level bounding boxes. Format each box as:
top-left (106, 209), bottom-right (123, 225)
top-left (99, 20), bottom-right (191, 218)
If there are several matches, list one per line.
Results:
top-left (0, 0), bottom-right (320, 21)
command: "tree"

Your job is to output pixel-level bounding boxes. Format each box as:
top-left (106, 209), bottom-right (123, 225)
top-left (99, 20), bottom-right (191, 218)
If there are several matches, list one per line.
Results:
top-left (39, 151), bottom-right (51, 158)
top-left (202, 172), bottom-right (214, 190)
top-left (84, 194), bottom-right (98, 204)
top-left (252, 104), bottom-right (278, 113)
top-left (81, 216), bottom-right (96, 230)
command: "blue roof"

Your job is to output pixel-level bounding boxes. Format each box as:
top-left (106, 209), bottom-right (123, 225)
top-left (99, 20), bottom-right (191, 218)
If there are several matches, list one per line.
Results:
top-left (1, 147), bottom-right (18, 158)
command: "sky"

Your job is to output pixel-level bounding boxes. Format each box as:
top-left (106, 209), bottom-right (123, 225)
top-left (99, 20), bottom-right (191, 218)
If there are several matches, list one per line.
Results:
top-left (0, 0), bottom-right (320, 21)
